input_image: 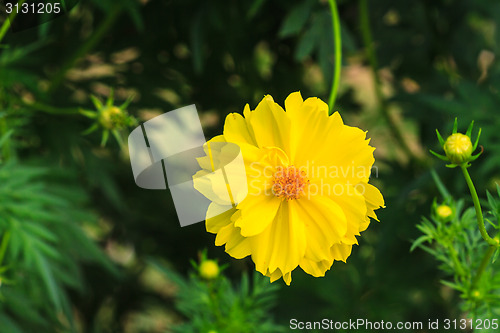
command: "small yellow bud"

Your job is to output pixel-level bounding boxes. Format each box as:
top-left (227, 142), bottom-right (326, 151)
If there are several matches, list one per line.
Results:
top-left (443, 133), bottom-right (473, 165)
top-left (199, 260), bottom-right (219, 280)
top-left (99, 106), bottom-right (125, 129)
top-left (436, 205), bottom-right (453, 220)
top-left (472, 290), bottom-right (481, 298)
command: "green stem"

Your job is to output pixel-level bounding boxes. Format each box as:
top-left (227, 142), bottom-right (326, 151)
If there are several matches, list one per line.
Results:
top-left (0, 0), bottom-right (26, 44)
top-left (0, 117), bottom-right (10, 162)
top-left (0, 2), bottom-right (26, 162)
top-left (208, 281), bottom-right (224, 326)
top-left (22, 100), bottom-right (81, 115)
top-left (448, 243), bottom-right (466, 278)
top-left (459, 165), bottom-right (499, 305)
top-left (471, 245), bottom-right (496, 290)
top-left (48, 5), bottom-right (122, 92)
top-left (0, 231), bottom-right (11, 267)
top-left (359, 0), bottom-right (419, 164)
top-left (460, 165), bottom-right (497, 246)
top-left (0, 89), bottom-right (11, 162)
top-left (327, 0), bottom-right (341, 115)
top-left (359, 0), bottom-right (379, 84)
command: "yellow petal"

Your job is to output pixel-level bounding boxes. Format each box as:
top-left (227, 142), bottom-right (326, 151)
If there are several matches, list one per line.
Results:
top-left (250, 95), bottom-right (291, 155)
top-left (234, 194), bottom-right (281, 237)
top-left (330, 183), bottom-right (367, 245)
top-left (215, 223), bottom-right (252, 259)
top-left (196, 135), bottom-right (226, 171)
top-left (206, 203), bottom-right (235, 233)
top-left (299, 243), bottom-right (352, 277)
top-left (330, 243), bottom-right (353, 262)
top-left (243, 103), bottom-right (252, 120)
top-left (193, 169), bottom-right (233, 206)
top-left (266, 268), bottom-right (283, 283)
top-left (249, 200), bottom-right (306, 275)
top-left (293, 110), bottom-right (375, 184)
top-left (292, 196), bottom-right (347, 262)
top-left (359, 216), bottom-right (371, 233)
top-left (284, 91), bottom-right (303, 116)
top-left (244, 146), bottom-right (289, 197)
top-left (283, 271), bottom-right (292, 285)
top-left (289, 99), bottom-right (334, 165)
top-left (363, 183), bottom-right (385, 221)
top-left (223, 112), bottom-right (258, 146)
top-left (302, 97), bottom-right (329, 116)
top-left (299, 257), bottom-right (333, 277)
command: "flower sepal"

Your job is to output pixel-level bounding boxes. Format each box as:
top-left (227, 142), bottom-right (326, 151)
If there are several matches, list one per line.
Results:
top-left (431, 118), bottom-right (482, 168)
top-left (79, 89), bottom-right (137, 149)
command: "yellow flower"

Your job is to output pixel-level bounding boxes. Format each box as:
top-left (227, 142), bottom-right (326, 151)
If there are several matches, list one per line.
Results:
top-left (443, 133), bottom-right (473, 165)
top-left (193, 92), bottom-right (384, 285)
top-left (199, 260), bottom-right (219, 279)
top-left (436, 204), bottom-right (452, 220)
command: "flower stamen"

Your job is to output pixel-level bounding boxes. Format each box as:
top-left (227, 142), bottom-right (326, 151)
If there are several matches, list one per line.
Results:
top-left (272, 166), bottom-right (309, 200)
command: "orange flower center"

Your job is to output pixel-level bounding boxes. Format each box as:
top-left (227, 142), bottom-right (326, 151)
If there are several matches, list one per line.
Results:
top-left (272, 166), bottom-right (309, 200)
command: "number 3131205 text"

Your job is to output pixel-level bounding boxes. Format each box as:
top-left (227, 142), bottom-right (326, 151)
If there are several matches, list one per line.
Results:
top-left (6, 2), bottom-right (62, 14)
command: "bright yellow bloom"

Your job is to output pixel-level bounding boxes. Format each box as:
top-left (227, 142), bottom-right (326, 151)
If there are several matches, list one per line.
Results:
top-left (199, 260), bottom-right (220, 279)
top-left (194, 92), bottom-right (384, 285)
top-left (436, 204), bottom-right (452, 220)
top-left (443, 133), bottom-right (473, 165)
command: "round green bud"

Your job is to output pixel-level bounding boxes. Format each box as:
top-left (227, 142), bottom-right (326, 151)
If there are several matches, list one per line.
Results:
top-left (99, 106), bottom-right (127, 130)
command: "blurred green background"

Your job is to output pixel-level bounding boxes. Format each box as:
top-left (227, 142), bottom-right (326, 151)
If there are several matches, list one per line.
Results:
top-left (1, 0), bottom-right (500, 332)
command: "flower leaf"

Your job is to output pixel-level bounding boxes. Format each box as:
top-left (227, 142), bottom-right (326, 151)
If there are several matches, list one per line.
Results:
top-left (473, 127), bottom-right (482, 150)
top-left (466, 120), bottom-right (474, 138)
top-left (436, 129), bottom-right (445, 146)
top-left (430, 149), bottom-right (448, 161)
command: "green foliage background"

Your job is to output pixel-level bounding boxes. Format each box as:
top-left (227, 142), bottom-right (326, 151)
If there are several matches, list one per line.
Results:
top-left (1, 0), bottom-right (500, 332)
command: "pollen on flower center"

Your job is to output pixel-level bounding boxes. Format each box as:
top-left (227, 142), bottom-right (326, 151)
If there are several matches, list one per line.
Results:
top-left (272, 166), bottom-right (309, 200)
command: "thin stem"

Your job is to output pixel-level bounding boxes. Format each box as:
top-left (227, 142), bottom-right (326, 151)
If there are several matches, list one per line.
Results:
top-left (327, 0), bottom-right (341, 115)
top-left (460, 165), bottom-right (497, 246)
top-left (448, 243), bottom-right (466, 278)
top-left (359, 0), bottom-right (420, 164)
top-left (0, 88), bottom-right (12, 162)
top-left (0, 0), bottom-right (26, 44)
top-left (0, 231), bottom-right (11, 267)
top-left (471, 245), bottom-right (496, 290)
top-left (359, 0), bottom-right (379, 83)
top-left (22, 101), bottom-right (81, 115)
top-left (49, 6), bottom-right (122, 92)
top-left (0, 3), bottom-right (26, 162)
top-left (0, 117), bottom-right (10, 162)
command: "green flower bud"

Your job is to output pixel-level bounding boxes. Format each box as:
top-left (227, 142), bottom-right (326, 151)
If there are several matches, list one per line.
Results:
top-left (443, 133), bottom-right (473, 165)
top-left (98, 106), bottom-right (128, 130)
top-left (471, 290), bottom-right (481, 299)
